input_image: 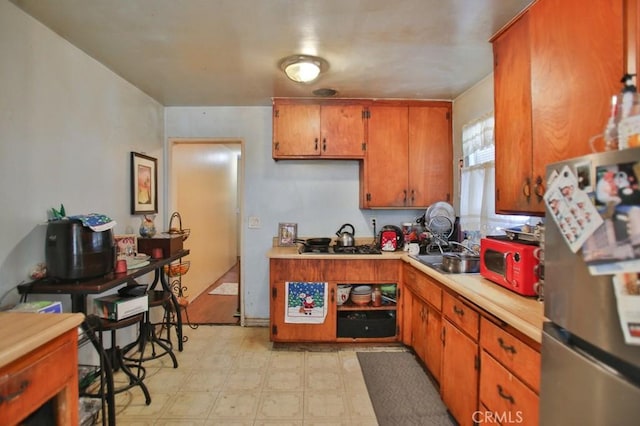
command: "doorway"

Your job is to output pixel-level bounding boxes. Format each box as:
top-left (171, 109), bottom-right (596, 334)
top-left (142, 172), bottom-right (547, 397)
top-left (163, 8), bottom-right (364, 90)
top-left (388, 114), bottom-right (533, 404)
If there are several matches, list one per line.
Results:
top-left (169, 139), bottom-right (243, 325)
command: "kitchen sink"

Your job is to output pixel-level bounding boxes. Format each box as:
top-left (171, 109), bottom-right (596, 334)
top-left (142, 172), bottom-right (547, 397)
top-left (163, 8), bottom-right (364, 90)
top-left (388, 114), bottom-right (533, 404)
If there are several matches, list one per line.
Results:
top-left (410, 253), bottom-right (480, 274)
top-left (410, 254), bottom-right (445, 271)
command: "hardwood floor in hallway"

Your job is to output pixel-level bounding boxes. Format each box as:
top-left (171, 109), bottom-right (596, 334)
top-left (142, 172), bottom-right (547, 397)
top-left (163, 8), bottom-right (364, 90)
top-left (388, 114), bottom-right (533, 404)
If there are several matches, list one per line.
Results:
top-left (184, 262), bottom-right (240, 325)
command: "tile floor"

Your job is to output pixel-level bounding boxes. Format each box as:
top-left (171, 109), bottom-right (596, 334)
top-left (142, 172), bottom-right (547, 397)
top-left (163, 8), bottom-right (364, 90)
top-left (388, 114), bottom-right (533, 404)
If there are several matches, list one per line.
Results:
top-left (107, 325), bottom-right (404, 425)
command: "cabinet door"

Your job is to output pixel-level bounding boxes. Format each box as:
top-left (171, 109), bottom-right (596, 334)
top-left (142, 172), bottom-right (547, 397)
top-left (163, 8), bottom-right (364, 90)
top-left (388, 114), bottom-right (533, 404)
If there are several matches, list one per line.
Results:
top-left (320, 105), bottom-right (366, 158)
top-left (480, 351), bottom-right (539, 426)
top-left (441, 319), bottom-right (479, 426)
top-left (493, 12), bottom-right (534, 214)
top-left (269, 259), bottom-right (336, 342)
top-left (401, 281), bottom-right (414, 346)
top-left (529, 0), bottom-right (623, 198)
top-left (270, 280), bottom-right (336, 342)
top-left (273, 103), bottom-right (320, 157)
top-left (363, 105), bottom-right (409, 207)
top-left (424, 306), bottom-right (442, 384)
top-left (408, 106), bottom-right (452, 207)
top-left (411, 298), bottom-right (427, 362)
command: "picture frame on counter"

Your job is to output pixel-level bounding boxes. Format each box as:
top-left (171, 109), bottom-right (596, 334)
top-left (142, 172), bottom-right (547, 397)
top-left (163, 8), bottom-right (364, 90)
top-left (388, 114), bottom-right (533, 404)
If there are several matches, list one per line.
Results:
top-left (131, 152), bottom-right (158, 215)
top-left (114, 234), bottom-right (137, 258)
top-left (278, 223), bottom-right (298, 247)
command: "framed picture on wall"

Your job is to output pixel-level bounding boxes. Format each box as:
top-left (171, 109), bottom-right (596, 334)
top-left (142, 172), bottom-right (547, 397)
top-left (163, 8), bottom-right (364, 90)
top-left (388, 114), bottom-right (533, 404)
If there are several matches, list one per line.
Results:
top-left (131, 152), bottom-right (158, 214)
top-left (278, 223), bottom-right (298, 247)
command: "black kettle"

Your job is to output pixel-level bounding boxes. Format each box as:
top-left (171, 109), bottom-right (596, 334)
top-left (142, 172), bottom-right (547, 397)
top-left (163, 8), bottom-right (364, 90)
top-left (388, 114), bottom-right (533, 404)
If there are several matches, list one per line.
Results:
top-left (336, 223), bottom-right (355, 247)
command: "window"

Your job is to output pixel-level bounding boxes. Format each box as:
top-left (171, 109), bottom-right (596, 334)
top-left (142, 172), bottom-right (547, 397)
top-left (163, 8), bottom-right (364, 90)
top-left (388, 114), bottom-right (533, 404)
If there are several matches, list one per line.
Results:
top-left (459, 113), bottom-right (532, 242)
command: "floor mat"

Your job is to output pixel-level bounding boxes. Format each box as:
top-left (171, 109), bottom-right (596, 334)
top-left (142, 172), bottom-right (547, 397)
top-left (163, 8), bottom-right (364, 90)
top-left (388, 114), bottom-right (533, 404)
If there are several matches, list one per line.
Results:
top-left (357, 351), bottom-right (454, 426)
top-left (208, 282), bottom-right (238, 295)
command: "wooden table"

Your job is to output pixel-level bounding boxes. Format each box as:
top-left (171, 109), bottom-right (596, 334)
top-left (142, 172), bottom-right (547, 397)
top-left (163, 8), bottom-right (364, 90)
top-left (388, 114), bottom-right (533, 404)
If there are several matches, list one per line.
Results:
top-left (0, 312), bottom-right (84, 425)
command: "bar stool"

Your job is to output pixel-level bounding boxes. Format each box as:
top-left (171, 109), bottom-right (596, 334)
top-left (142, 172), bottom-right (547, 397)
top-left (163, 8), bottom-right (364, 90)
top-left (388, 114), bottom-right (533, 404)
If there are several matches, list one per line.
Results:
top-left (123, 289), bottom-right (178, 368)
top-left (85, 313), bottom-right (152, 405)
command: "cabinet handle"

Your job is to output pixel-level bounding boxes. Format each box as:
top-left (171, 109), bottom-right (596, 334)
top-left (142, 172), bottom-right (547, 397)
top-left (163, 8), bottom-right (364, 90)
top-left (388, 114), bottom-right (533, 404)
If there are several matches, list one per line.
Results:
top-left (314, 138), bottom-right (318, 151)
top-left (522, 177), bottom-right (531, 199)
top-left (497, 384), bottom-right (515, 404)
top-left (453, 305), bottom-right (464, 316)
top-left (498, 337), bottom-right (517, 354)
top-left (403, 189), bottom-right (408, 204)
top-left (0, 380), bottom-right (29, 403)
top-left (411, 189), bottom-right (415, 204)
top-left (322, 138), bottom-right (326, 151)
top-left (274, 141), bottom-right (279, 151)
top-left (330, 288), bottom-right (335, 303)
top-left (534, 176), bottom-right (545, 201)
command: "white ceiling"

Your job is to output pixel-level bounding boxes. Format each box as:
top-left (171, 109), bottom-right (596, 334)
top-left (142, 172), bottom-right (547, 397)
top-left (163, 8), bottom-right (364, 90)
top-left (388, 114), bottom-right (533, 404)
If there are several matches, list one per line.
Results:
top-left (11, 0), bottom-right (532, 106)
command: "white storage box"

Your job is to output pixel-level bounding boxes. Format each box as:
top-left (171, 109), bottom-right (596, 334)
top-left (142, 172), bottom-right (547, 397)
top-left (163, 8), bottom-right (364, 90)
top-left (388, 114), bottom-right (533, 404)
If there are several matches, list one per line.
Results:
top-left (94, 294), bottom-right (148, 321)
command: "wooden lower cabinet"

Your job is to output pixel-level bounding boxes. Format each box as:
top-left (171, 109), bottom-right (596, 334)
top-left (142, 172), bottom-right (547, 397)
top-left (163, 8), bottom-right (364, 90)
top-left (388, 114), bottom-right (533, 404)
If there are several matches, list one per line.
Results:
top-left (479, 352), bottom-right (539, 426)
top-left (424, 303), bottom-right (442, 383)
top-left (479, 317), bottom-right (541, 426)
top-left (269, 258), bottom-right (401, 342)
top-left (441, 313), bottom-right (479, 426)
top-left (411, 297), bottom-right (442, 383)
top-left (0, 321), bottom-right (80, 425)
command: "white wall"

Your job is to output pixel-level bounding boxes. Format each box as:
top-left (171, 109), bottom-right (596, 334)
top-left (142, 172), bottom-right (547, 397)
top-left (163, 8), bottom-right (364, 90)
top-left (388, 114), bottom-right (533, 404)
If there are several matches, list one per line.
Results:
top-left (0, 2), bottom-right (164, 308)
top-left (165, 107), bottom-right (421, 322)
top-left (451, 74), bottom-right (495, 213)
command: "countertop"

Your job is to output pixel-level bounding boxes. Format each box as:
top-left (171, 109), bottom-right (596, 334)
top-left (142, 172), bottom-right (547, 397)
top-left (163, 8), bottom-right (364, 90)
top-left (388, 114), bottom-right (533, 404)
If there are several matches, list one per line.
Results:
top-left (267, 246), bottom-right (545, 343)
top-left (0, 312), bottom-right (85, 367)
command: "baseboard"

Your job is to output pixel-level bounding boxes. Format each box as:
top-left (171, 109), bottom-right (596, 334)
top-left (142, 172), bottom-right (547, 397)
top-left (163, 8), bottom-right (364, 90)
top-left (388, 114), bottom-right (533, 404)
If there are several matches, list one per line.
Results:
top-left (242, 318), bottom-right (269, 327)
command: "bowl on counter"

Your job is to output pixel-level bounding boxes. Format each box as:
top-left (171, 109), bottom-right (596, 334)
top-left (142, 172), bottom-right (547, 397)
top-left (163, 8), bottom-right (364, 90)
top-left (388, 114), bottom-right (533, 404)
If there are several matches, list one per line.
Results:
top-left (351, 287), bottom-right (371, 306)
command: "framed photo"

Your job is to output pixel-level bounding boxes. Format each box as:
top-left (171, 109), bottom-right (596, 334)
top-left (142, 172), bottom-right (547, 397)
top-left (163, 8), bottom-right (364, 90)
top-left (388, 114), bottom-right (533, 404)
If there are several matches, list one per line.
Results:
top-left (114, 234), bottom-right (138, 258)
top-left (131, 152), bottom-right (158, 214)
top-left (278, 223), bottom-right (298, 247)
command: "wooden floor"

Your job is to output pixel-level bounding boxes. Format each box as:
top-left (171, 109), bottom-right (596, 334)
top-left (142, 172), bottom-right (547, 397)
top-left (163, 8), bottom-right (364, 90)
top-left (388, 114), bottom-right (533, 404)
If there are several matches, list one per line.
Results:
top-left (183, 262), bottom-right (239, 325)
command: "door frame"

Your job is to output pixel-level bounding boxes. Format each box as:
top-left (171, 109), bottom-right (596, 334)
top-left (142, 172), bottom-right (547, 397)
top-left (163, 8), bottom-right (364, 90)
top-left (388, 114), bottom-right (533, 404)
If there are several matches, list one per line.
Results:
top-left (166, 137), bottom-right (245, 324)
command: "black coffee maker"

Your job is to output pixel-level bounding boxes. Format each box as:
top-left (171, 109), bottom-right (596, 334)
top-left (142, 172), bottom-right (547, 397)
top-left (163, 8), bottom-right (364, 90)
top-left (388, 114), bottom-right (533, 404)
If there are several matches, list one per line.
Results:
top-left (46, 219), bottom-right (115, 280)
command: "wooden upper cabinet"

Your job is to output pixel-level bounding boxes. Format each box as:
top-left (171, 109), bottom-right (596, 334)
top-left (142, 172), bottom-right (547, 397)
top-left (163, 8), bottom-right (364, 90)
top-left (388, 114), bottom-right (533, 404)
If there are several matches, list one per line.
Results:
top-left (529, 0), bottom-right (623, 185)
top-left (492, 0), bottom-right (624, 215)
top-left (320, 104), bottom-right (366, 157)
top-left (493, 12), bottom-right (534, 214)
top-left (409, 106), bottom-right (452, 206)
top-left (273, 103), bottom-right (320, 157)
top-left (363, 105), bottom-right (409, 207)
top-left (362, 102), bottom-right (452, 208)
top-left (272, 100), bottom-right (365, 159)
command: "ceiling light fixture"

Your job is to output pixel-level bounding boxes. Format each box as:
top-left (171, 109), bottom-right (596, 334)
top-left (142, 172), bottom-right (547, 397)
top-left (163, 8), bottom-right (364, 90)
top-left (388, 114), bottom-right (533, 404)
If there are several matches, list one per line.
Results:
top-left (279, 54), bottom-right (329, 83)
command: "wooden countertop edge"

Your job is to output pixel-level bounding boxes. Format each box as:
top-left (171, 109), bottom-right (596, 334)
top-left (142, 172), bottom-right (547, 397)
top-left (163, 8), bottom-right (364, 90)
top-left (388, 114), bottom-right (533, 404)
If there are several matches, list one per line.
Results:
top-left (267, 246), bottom-right (405, 259)
top-left (266, 247), bottom-right (544, 343)
top-left (0, 312), bottom-right (85, 368)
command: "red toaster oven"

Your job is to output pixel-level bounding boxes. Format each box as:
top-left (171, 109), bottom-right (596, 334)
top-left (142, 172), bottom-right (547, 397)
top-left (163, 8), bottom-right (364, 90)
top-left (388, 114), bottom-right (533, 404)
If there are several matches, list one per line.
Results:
top-left (480, 237), bottom-right (540, 297)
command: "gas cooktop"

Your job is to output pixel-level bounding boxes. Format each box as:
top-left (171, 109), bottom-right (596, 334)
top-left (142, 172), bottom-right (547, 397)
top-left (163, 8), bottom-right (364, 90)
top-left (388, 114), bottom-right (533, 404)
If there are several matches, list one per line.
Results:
top-left (298, 244), bottom-right (382, 255)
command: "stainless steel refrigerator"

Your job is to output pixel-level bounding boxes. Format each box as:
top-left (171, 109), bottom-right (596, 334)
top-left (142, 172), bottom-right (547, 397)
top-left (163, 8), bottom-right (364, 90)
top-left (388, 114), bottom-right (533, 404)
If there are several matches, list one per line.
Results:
top-left (541, 148), bottom-right (640, 425)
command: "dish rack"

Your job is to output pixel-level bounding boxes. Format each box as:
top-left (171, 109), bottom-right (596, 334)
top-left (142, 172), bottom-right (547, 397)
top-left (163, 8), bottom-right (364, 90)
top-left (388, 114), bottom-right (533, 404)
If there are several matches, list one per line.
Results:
top-left (424, 215), bottom-right (455, 253)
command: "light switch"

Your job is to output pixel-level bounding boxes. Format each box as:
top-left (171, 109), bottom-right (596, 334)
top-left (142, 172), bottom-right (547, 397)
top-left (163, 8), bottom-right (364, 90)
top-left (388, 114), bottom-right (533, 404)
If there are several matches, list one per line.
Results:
top-left (248, 216), bottom-right (261, 229)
